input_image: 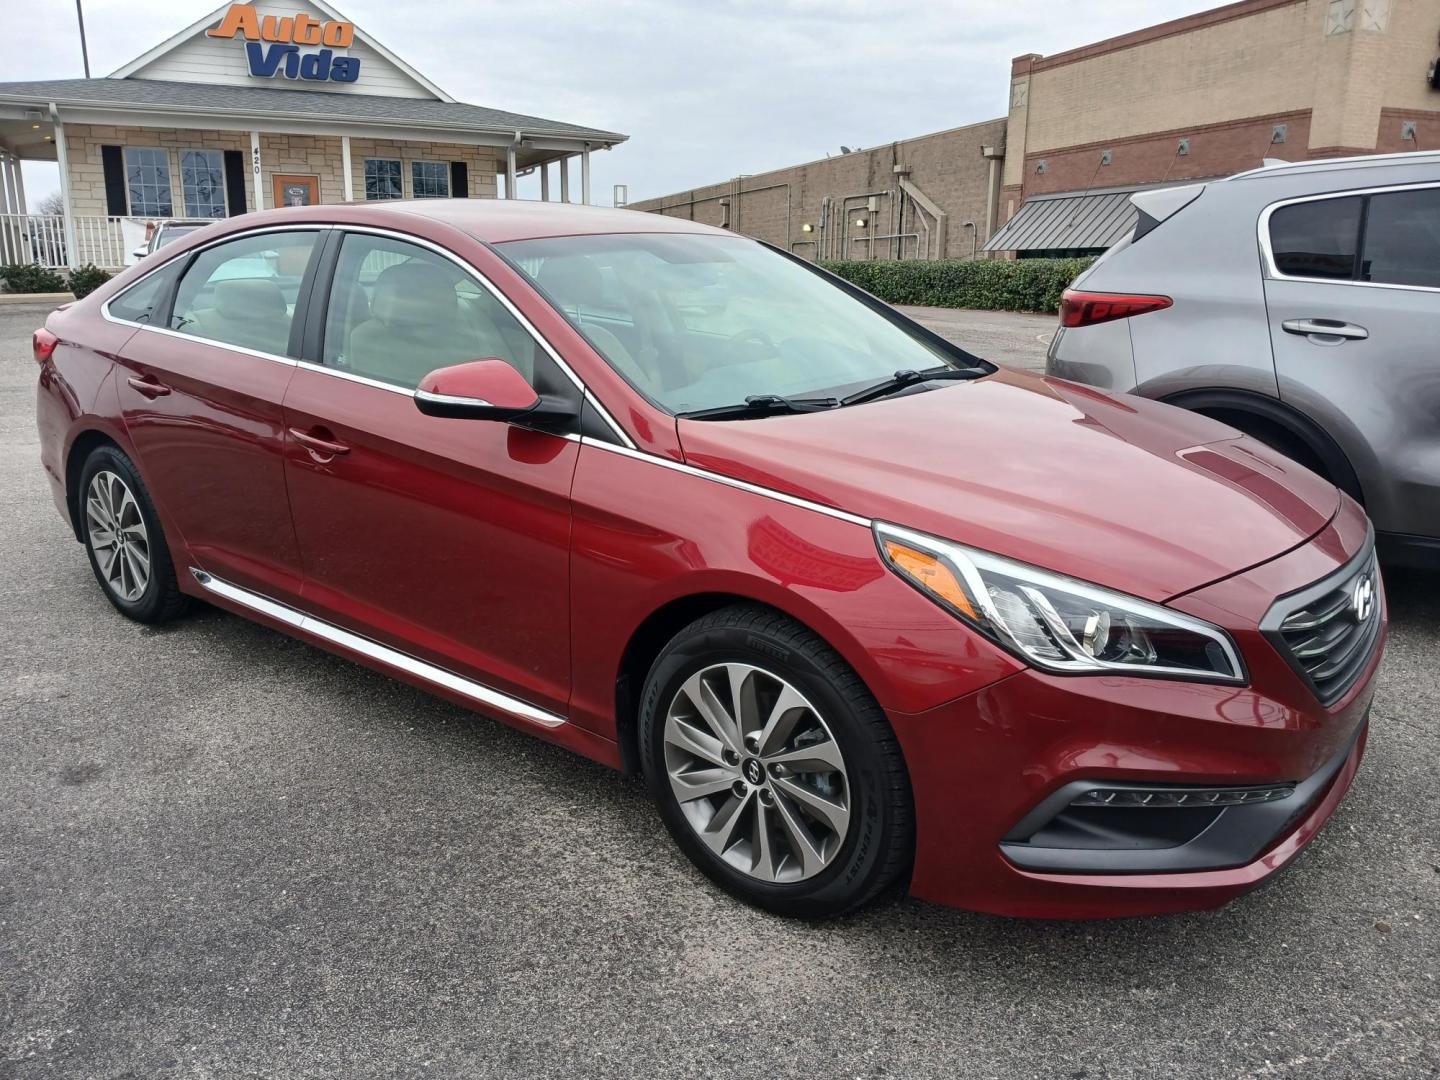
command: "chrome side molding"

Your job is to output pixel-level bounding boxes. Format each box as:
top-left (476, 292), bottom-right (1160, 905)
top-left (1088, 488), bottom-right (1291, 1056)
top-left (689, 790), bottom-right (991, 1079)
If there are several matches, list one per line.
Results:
top-left (189, 569), bottom-right (567, 730)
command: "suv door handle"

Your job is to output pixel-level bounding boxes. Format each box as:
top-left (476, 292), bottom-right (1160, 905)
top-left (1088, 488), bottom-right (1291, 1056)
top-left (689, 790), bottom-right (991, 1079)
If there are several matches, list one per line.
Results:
top-left (289, 427), bottom-right (351, 459)
top-left (126, 374), bottom-right (171, 398)
top-left (1282, 319), bottom-right (1369, 340)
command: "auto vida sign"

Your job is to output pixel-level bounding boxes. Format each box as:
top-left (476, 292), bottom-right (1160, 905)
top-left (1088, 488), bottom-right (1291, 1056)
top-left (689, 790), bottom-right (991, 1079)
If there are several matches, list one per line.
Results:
top-left (206, 4), bottom-right (360, 84)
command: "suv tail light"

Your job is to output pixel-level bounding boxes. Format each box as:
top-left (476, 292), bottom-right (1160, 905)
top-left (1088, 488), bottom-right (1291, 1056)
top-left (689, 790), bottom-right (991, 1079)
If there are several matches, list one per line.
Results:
top-left (32, 328), bottom-right (58, 365)
top-left (1059, 290), bottom-right (1172, 329)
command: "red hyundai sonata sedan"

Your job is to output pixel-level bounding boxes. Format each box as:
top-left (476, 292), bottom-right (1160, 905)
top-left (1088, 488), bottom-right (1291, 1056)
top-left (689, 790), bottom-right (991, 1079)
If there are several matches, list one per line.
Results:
top-left (34, 201), bottom-right (1384, 919)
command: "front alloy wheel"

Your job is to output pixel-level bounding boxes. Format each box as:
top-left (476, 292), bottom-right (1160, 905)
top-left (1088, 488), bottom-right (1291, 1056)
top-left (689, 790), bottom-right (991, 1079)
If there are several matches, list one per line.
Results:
top-left (664, 663), bottom-right (851, 883)
top-left (640, 605), bottom-right (913, 918)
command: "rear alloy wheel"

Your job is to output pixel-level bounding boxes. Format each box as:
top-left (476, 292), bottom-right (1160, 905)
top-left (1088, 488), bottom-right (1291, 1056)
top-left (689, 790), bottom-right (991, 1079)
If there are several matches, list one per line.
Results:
top-left (85, 470), bottom-right (151, 602)
top-left (640, 605), bottom-right (913, 918)
top-left (78, 445), bottom-right (190, 624)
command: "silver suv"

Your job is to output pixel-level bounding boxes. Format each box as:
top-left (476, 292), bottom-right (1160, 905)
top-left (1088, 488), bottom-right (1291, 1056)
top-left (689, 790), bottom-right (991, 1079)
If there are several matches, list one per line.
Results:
top-left (1047, 151), bottom-right (1439, 569)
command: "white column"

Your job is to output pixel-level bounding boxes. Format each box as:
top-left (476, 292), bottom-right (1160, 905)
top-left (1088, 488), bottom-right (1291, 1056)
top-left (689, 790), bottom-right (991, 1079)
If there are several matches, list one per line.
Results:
top-left (250, 130), bottom-right (265, 210)
top-left (12, 154), bottom-right (25, 212)
top-left (0, 154), bottom-right (14, 264)
top-left (0, 153), bottom-right (14, 214)
top-left (580, 146), bottom-right (591, 206)
top-left (505, 144), bottom-right (517, 200)
top-left (51, 110), bottom-right (79, 269)
top-left (539, 162), bottom-right (549, 202)
top-left (340, 135), bottom-right (353, 203)
top-left (559, 156), bottom-right (570, 203)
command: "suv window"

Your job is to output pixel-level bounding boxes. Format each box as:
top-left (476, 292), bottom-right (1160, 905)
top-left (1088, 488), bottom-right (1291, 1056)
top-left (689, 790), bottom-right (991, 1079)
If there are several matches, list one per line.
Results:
top-left (170, 231), bottom-right (320, 357)
top-left (108, 261), bottom-right (183, 324)
top-left (1361, 188), bottom-right (1440, 289)
top-left (1269, 196), bottom-right (1361, 280)
top-left (323, 233), bottom-right (539, 390)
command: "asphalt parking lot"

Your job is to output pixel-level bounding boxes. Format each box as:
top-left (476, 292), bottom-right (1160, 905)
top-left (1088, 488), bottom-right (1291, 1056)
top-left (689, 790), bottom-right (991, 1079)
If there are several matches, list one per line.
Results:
top-left (1, 300), bottom-right (1437, 1080)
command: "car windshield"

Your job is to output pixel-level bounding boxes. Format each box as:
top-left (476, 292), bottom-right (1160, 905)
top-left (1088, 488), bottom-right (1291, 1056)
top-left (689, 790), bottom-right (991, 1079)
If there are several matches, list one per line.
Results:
top-left (154, 225), bottom-right (203, 249)
top-left (501, 232), bottom-right (986, 416)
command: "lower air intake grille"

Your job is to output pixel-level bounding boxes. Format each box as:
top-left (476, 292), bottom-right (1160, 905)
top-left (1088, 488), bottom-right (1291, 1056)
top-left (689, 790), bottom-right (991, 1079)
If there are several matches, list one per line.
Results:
top-left (1264, 547), bottom-right (1381, 706)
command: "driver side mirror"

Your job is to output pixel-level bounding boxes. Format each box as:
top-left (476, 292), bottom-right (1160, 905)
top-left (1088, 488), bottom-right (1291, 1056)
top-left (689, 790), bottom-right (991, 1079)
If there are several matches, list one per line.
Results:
top-left (414, 358), bottom-right (572, 424)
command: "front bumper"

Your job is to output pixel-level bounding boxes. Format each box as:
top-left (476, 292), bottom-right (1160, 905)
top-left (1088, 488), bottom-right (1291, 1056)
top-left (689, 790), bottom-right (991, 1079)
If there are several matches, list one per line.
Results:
top-left (891, 500), bottom-right (1383, 919)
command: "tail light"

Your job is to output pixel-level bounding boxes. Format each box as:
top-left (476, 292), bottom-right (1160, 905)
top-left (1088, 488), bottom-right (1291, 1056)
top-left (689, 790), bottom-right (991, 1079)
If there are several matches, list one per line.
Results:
top-left (32, 328), bottom-right (59, 365)
top-left (1059, 289), bottom-right (1172, 329)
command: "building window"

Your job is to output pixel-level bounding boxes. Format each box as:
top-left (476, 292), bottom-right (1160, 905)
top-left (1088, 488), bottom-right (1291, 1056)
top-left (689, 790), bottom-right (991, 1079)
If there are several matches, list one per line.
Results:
top-left (180, 150), bottom-right (226, 218)
top-left (411, 160), bottom-right (450, 199)
top-left (124, 147), bottom-right (173, 218)
top-left (364, 159), bottom-right (402, 200)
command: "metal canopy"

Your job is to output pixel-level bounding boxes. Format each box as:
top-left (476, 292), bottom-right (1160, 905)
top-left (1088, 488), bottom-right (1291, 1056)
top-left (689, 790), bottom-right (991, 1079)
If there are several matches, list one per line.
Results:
top-left (984, 186), bottom-right (1143, 254)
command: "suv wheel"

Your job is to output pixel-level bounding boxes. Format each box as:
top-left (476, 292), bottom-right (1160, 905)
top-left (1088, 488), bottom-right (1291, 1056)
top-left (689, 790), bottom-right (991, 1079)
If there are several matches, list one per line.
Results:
top-left (78, 445), bottom-right (190, 624)
top-left (639, 605), bottom-right (913, 918)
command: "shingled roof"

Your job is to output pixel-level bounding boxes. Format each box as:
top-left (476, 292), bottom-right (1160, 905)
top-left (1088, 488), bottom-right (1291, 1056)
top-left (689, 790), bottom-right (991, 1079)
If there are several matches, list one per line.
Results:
top-left (0, 78), bottom-right (626, 144)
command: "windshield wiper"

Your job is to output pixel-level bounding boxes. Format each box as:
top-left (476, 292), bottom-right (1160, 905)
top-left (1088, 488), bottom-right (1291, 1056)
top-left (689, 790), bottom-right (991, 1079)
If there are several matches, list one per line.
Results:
top-left (679, 394), bottom-right (840, 421)
top-left (841, 366), bottom-right (985, 407)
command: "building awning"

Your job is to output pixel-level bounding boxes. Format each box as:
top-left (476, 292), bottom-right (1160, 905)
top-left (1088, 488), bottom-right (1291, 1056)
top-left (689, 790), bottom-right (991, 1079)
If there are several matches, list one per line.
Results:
top-left (984, 185), bottom-right (1144, 253)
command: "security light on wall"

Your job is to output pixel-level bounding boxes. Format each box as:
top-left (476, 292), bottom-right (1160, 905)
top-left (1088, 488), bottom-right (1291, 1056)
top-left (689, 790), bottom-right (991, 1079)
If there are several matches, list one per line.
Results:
top-left (853, 218), bottom-right (868, 228)
top-left (1272, 124), bottom-right (1288, 145)
top-left (1035, 160), bottom-right (1047, 174)
top-left (801, 223), bottom-right (814, 233)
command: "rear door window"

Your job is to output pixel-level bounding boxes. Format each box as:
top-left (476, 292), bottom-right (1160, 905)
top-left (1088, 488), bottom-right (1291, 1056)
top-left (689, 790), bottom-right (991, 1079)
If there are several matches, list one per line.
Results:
top-left (1360, 187), bottom-right (1440, 289)
top-left (1268, 196), bottom-right (1362, 280)
top-left (169, 230), bottom-right (321, 357)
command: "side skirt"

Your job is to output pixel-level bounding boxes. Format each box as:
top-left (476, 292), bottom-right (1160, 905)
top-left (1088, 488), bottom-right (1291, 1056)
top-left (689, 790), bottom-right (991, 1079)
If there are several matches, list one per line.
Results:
top-left (189, 568), bottom-right (567, 729)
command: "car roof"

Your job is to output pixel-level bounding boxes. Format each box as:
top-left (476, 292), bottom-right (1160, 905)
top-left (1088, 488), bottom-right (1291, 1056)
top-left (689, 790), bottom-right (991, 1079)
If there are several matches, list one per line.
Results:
top-left (375, 198), bottom-right (733, 244)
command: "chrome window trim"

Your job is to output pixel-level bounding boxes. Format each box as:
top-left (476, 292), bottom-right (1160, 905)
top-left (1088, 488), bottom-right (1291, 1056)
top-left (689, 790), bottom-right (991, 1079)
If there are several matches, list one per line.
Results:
top-left (577, 436), bottom-right (872, 528)
top-left (332, 224), bottom-right (635, 448)
top-left (100, 221), bottom-right (334, 342)
top-left (124, 321), bottom-right (299, 369)
top-left (1257, 181), bottom-right (1440, 294)
top-left (189, 568), bottom-right (567, 729)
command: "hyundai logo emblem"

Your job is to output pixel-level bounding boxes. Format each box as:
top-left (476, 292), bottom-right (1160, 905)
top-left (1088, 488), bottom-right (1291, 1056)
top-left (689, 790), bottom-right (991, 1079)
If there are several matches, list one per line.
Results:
top-left (1351, 575), bottom-right (1375, 623)
top-left (742, 758), bottom-right (765, 786)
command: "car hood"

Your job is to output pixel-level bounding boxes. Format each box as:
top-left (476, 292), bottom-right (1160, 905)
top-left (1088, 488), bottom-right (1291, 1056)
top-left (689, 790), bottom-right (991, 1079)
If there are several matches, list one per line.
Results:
top-left (675, 369), bottom-right (1340, 601)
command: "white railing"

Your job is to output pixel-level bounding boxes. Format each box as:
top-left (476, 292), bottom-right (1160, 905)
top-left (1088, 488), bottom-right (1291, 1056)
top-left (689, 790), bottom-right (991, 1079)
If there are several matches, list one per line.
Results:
top-left (0, 214), bottom-right (164, 272)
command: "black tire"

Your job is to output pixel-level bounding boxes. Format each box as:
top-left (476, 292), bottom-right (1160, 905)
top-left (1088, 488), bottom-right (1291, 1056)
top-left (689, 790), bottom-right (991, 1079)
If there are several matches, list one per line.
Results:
top-left (77, 444), bottom-right (190, 624)
top-left (639, 604), bottom-right (913, 918)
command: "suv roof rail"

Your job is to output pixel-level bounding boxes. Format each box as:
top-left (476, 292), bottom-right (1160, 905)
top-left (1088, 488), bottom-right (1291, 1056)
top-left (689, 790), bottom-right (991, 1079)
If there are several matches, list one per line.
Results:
top-left (1224, 149), bottom-right (1440, 183)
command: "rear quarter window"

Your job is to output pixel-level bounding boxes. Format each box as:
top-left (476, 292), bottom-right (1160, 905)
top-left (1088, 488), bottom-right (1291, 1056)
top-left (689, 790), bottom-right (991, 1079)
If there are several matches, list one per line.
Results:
top-left (106, 261), bottom-right (183, 324)
top-left (1268, 196), bottom-right (1362, 280)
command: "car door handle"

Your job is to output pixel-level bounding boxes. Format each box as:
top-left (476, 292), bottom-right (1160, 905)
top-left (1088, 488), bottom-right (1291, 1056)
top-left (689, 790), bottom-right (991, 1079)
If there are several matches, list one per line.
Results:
top-left (126, 374), bottom-right (171, 398)
top-left (289, 427), bottom-right (351, 458)
top-left (1282, 319), bottom-right (1369, 340)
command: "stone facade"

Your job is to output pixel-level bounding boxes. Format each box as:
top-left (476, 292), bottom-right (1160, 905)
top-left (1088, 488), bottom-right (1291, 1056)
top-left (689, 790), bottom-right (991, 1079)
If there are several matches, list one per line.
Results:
top-left (60, 122), bottom-right (499, 218)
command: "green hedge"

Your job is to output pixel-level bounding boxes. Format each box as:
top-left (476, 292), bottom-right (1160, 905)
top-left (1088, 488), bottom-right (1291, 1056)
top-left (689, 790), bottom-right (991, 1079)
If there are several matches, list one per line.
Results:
top-left (0, 263), bottom-right (66, 294)
top-left (819, 257), bottom-right (1094, 314)
top-left (67, 264), bottom-right (112, 300)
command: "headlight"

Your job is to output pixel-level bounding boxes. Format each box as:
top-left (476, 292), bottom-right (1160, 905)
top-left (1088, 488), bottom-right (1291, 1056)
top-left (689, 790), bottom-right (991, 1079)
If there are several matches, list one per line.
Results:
top-left (876, 522), bottom-right (1245, 684)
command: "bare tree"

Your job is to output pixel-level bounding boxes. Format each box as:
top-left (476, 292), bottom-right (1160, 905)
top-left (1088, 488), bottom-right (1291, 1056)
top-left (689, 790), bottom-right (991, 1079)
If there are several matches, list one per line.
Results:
top-left (35, 191), bottom-right (65, 216)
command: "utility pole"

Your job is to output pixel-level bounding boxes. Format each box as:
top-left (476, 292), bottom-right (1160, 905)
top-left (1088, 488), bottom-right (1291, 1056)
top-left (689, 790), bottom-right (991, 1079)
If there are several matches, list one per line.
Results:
top-left (75, 0), bottom-right (91, 77)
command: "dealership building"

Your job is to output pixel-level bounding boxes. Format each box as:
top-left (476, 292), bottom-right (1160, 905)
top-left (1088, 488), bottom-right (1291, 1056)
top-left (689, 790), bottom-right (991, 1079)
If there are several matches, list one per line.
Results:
top-left (632, 0), bottom-right (1440, 259)
top-left (0, 0), bottom-right (625, 269)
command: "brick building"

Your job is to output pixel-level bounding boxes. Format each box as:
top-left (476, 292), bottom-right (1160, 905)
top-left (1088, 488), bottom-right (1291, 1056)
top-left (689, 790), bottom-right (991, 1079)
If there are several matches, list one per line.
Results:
top-left (0, 0), bottom-right (624, 269)
top-left (633, 0), bottom-right (1440, 260)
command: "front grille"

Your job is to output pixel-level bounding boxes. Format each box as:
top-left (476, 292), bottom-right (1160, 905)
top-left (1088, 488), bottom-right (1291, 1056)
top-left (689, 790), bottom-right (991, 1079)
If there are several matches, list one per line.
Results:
top-left (1264, 546), bottom-right (1382, 706)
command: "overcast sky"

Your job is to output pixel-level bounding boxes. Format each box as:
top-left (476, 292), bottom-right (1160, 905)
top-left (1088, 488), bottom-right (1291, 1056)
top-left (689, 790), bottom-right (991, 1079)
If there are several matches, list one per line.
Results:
top-left (10, 0), bottom-right (1218, 209)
